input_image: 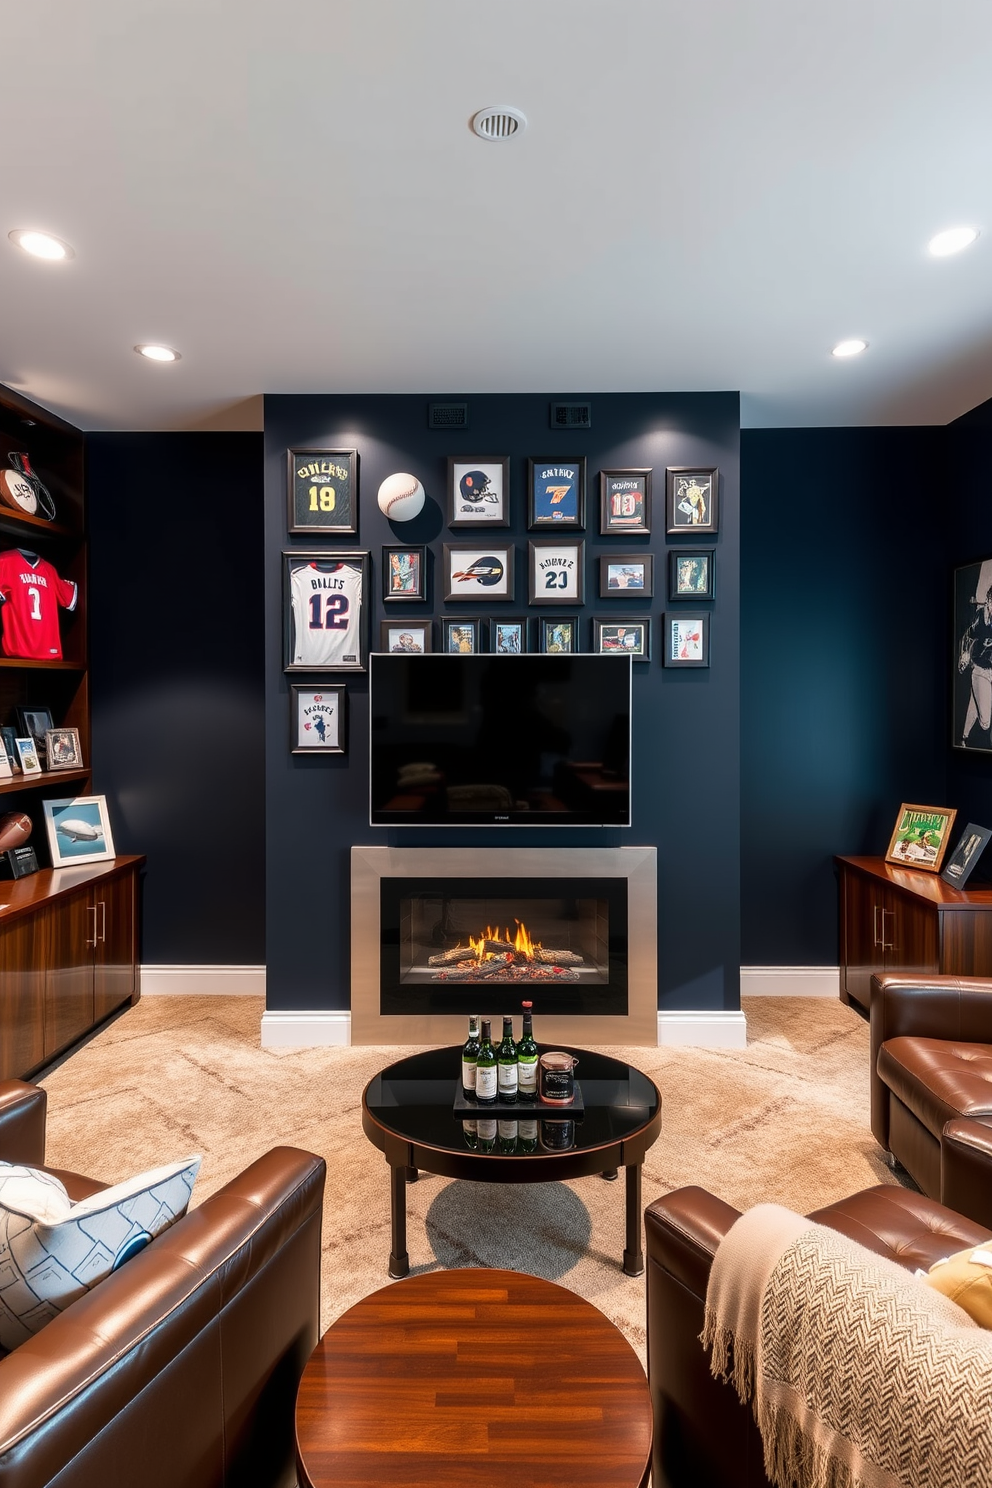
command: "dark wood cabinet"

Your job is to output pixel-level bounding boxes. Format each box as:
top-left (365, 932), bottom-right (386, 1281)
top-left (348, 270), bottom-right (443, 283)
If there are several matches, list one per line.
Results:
top-left (837, 855), bottom-right (992, 1013)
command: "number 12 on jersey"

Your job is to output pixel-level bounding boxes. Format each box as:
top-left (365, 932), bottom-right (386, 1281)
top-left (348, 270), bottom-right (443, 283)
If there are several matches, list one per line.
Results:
top-left (284, 550), bottom-right (369, 673)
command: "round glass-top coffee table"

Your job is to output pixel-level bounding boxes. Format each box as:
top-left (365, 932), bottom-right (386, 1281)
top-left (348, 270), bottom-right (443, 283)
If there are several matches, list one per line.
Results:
top-left (362, 1044), bottom-right (661, 1277)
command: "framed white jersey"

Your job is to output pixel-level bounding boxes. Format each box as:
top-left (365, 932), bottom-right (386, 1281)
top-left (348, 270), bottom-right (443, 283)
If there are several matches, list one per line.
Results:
top-left (284, 551), bottom-right (369, 672)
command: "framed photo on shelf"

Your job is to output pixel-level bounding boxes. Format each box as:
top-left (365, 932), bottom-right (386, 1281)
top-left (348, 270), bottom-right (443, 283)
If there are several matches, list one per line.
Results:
top-left (0, 741), bottom-right (12, 780)
top-left (382, 545), bottom-right (427, 602)
top-left (539, 617), bottom-right (579, 654)
top-left (593, 617), bottom-right (651, 659)
top-left (447, 458), bottom-right (510, 528)
top-left (441, 618), bottom-right (481, 654)
top-left (1, 728), bottom-right (19, 773)
top-left (284, 551), bottom-right (369, 673)
top-left (291, 685), bottom-right (346, 755)
top-left (528, 540), bottom-right (585, 605)
top-left (669, 549), bottom-right (714, 600)
top-left (599, 554), bottom-right (653, 597)
top-left (527, 457), bottom-right (586, 530)
top-left (663, 613), bottom-right (710, 667)
top-left (379, 620), bottom-right (432, 653)
top-left (15, 706), bottom-right (54, 766)
top-left (443, 544), bottom-right (515, 601)
top-left (15, 738), bottom-right (41, 775)
top-left (940, 822), bottom-right (992, 888)
top-left (286, 449), bottom-right (358, 536)
top-left (45, 728), bottom-right (83, 770)
top-left (490, 617), bottom-right (528, 654)
top-left (43, 794), bottom-right (116, 867)
top-left (599, 469), bottom-right (651, 535)
top-left (666, 467), bottom-right (719, 534)
top-left (953, 555), bottom-right (992, 752)
top-left (885, 803), bottom-right (958, 873)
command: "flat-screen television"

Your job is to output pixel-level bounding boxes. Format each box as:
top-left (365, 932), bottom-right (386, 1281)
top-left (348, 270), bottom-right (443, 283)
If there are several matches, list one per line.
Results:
top-left (369, 653), bottom-right (631, 826)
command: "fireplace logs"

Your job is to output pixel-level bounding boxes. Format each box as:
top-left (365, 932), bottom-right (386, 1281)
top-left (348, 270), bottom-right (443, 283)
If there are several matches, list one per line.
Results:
top-left (428, 921), bottom-right (583, 984)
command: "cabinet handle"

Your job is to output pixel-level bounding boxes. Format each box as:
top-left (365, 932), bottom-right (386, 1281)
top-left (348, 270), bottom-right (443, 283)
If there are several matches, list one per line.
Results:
top-left (86, 904), bottom-right (98, 948)
top-left (873, 904), bottom-right (881, 948)
top-left (881, 909), bottom-right (894, 952)
top-left (98, 900), bottom-right (106, 944)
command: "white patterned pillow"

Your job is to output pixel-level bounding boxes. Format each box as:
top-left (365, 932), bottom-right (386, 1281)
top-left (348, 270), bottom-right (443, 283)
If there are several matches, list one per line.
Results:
top-left (0, 1155), bottom-right (200, 1351)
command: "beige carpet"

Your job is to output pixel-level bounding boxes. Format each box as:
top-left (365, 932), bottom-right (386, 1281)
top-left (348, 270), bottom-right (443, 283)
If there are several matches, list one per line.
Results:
top-left (38, 994), bottom-right (895, 1366)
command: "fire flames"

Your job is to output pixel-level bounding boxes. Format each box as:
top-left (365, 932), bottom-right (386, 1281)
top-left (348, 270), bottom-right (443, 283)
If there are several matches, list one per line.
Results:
top-left (468, 920), bottom-right (539, 963)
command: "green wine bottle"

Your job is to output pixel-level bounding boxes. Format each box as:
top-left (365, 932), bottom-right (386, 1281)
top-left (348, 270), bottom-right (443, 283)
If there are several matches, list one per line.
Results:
top-left (518, 1001), bottom-right (538, 1100)
top-left (497, 1015), bottom-right (518, 1103)
top-left (477, 1117), bottom-right (497, 1153)
top-left (518, 1118), bottom-right (538, 1153)
top-left (475, 1019), bottom-right (498, 1106)
top-left (462, 1014), bottom-right (481, 1099)
top-left (497, 1120), bottom-right (518, 1154)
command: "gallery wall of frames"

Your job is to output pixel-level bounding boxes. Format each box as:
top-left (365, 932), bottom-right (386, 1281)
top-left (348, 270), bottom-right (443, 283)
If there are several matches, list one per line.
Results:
top-left (264, 392), bottom-right (741, 1017)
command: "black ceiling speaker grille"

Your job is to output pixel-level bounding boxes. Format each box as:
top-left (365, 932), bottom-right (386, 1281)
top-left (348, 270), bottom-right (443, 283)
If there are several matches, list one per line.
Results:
top-left (550, 401), bottom-right (592, 430)
top-left (429, 402), bottom-right (469, 430)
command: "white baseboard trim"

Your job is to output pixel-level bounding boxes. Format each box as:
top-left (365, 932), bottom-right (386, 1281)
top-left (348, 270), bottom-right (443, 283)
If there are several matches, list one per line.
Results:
top-left (140, 966), bottom-right (266, 996)
top-left (657, 1010), bottom-right (748, 1048)
top-left (260, 1010), bottom-right (352, 1047)
top-left (741, 966), bottom-right (840, 998)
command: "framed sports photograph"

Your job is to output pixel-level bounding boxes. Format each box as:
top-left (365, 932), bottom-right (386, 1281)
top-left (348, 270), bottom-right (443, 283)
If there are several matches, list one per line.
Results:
top-left (15, 738), bottom-right (41, 775)
top-left (528, 540), bottom-right (585, 605)
top-left (663, 613), bottom-right (710, 667)
top-left (43, 794), bottom-right (116, 867)
top-left (287, 449), bottom-right (358, 536)
top-left (593, 617), bottom-right (651, 660)
top-left (379, 621), bottom-right (432, 653)
top-left (490, 617), bottom-right (528, 654)
top-left (539, 617), bottom-right (578, 654)
top-left (669, 549), bottom-right (714, 600)
top-left (885, 803), bottom-right (957, 874)
top-left (940, 822), bottom-right (992, 888)
top-left (45, 727), bottom-right (83, 770)
top-left (284, 551), bottom-right (369, 673)
top-left (15, 706), bottom-right (54, 766)
top-left (666, 467), bottom-right (719, 534)
top-left (954, 555), bottom-right (992, 752)
top-left (443, 544), bottom-right (515, 601)
top-left (447, 458), bottom-right (510, 529)
top-left (291, 686), bottom-right (347, 755)
top-left (527, 457), bottom-right (586, 530)
top-left (599, 554), bottom-right (653, 598)
top-left (442, 618), bottom-right (481, 654)
top-left (382, 545), bottom-right (426, 602)
top-left (599, 469), bottom-right (651, 535)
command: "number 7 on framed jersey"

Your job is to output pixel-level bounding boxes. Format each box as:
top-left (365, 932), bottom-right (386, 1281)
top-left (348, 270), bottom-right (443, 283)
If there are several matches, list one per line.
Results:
top-left (284, 550), bottom-right (370, 672)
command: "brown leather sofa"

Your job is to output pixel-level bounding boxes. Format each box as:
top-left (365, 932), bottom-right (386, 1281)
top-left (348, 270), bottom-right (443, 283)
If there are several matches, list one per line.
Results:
top-left (645, 1182), bottom-right (991, 1488)
top-left (0, 1079), bottom-right (326, 1488)
top-left (870, 972), bottom-right (992, 1227)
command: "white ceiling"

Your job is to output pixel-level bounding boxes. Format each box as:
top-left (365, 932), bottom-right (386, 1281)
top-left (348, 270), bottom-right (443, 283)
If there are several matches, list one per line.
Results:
top-left (3, 0), bottom-right (992, 432)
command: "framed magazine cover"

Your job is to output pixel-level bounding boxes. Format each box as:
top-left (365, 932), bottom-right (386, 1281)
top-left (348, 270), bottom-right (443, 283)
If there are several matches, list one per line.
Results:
top-left (379, 620), bottom-right (432, 653)
top-left (441, 618), bottom-right (482, 653)
top-left (665, 467), bottom-right (719, 534)
top-left (593, 617), bottom-right (651, 660)
top-left (539, 616), bottom-right (579, 654)
top-left (885, 803), bottom-right (957, 873)
top-left (283, 551), bottom-right (369, 673)
top-left (382, 546), bottom-right (427, 602)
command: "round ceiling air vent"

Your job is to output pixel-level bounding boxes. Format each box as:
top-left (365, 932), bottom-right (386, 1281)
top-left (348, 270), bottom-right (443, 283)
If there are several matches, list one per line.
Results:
top-left (471, 107), bottom-right (527, 142)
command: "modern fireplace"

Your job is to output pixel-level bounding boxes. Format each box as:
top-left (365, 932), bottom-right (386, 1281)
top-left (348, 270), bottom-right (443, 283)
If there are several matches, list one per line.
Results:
top-left (352, 846), bottom-right (657, 1044)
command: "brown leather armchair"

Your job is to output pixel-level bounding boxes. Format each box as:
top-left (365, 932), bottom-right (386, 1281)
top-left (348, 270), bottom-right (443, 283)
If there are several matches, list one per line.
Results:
top-left (870, 972), bottom-right (992, 1227)
top-left (0, 1080), bottom-right (326, 1488)
top-left (645, 1182), bottom-right (991, 1488)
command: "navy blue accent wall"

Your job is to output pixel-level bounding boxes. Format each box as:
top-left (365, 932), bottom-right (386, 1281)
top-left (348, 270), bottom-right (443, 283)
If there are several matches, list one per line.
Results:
top-left (87, 432), bottom-right (265, 963)
top-left (946, 395), bottom-right (992, 836)
top-left (740, 427), bottom-right (947, 965)
top-left (264, 393), bottom-right (740, 1012)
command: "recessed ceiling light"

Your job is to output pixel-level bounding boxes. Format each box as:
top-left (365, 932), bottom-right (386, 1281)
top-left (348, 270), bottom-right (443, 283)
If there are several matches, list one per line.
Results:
top-left (8, 229), bottom-right (74, 261)
top-left (471, 106), bottom-right (527, 141)
top-left (928, 226), bottom-right (979, 257)
top-left (832, 339), bottom-right (868, 358)
top-left (134, 344), bottom-right (181, 363)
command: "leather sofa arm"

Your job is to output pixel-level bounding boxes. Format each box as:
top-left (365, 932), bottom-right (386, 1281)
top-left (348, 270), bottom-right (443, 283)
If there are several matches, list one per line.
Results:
top-left (0, 1081), bottom-right (46, 1166)
top-left (941, 1117), bottom-right (992, 1231)
top-left (645, 1185), bottom-right (742, 1299)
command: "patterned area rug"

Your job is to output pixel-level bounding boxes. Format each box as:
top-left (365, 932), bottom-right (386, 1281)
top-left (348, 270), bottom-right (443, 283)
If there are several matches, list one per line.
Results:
top-left (37, 995), bottom-right (894, 1364)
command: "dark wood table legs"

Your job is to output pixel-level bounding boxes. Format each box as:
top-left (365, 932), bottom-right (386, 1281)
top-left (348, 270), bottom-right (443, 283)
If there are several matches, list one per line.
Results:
top-left (623, 1162), bottom-right (643, 1276)
top-left (388, 1164), bottom-right (409, 1278)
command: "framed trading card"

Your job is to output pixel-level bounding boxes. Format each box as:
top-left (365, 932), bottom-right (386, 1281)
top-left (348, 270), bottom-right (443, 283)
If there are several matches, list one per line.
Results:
top-left (940, 822), bottom-right (992, 888)
top-left (287, 449), bottom-right (358, 536)
top-left (666, 466), bottom-right (719, 534)
top-left (0, 741), bottom-right (11, 780)
top-left (442, 618), bottom-right (481, 654)
top-left (599, 554), bottom-right (653, 598)
top-left (43, 794), bottom-right (116, 867)
top-left (528, 540), bottom-right (585, 605)
top-left (284, 551), bottom-right (369, 672)
top-left (669, 549), bottom-right (714, 601)
top-left (443, 544), bottom-right (515, 601)
top-left (447, 458), bottom-right (510, 529)
top-left (15, 706), bottom-right (54, 766)
top-left (539, 617), bottom-right (578, 654)
top-left (953, 555), bottom-right (992, 752)
top-left (885, 803), bottom-right (957, 873)
top-left (527, 457), bottom-right (586, 529)
top-left (379, 620), bottom-right (432, 653)
top-left (382, 545), bottom-right (426, 602)
top-left (593, 617), bottom-right (651, 660)
top-left (291, 685), bottom-right (347, 755)
top-left (599, 468), bottom-right (651, 535)
top-left (46, 727), bottom-right (83, 770)
top-left (663, 613), bottom-right (710, 667)
top-left (15, 738), bottom-right (41, 775)
top-left (490, 617), bottom-right (528, 654)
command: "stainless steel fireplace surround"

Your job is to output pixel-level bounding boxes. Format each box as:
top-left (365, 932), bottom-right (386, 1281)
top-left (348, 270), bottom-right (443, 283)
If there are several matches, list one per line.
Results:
top-left (351, 845), bottom-right (657, 1044)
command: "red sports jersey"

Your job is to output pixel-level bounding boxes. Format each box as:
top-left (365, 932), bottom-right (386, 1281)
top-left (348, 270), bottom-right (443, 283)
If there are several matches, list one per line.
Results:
top-left (0, 549), bottom-right (77, 660)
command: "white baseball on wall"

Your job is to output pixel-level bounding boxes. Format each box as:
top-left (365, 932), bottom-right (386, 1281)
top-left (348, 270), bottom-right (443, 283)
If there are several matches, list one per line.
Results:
top-left (377, 472), bottom-right (426, 522)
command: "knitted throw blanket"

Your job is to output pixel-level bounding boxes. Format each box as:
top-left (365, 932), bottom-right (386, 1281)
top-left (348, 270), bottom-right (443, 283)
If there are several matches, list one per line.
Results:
top-left (700, 1204), bottom-right (992, 1488)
